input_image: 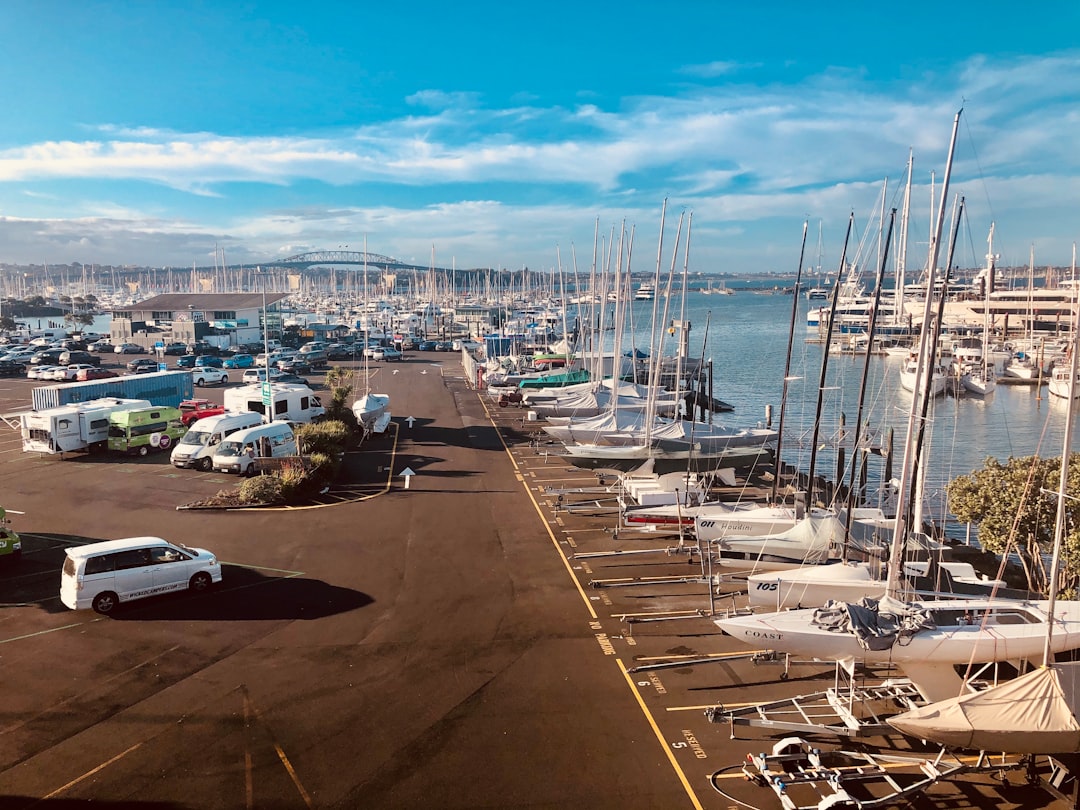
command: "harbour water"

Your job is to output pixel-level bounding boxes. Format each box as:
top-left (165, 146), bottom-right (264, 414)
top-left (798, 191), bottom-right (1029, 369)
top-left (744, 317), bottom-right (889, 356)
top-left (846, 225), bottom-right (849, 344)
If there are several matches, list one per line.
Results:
top-left (617, 289), bottom-right (1078, 533)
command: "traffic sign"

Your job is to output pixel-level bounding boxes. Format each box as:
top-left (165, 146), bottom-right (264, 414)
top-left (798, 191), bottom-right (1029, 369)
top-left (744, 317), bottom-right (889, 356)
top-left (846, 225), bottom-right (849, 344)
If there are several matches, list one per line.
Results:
top-left (261, 381), bottom-right (273, 405)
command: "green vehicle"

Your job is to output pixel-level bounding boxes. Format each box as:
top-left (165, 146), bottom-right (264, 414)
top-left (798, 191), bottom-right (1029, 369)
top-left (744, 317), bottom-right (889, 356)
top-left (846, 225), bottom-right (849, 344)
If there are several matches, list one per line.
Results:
top-left (107, 406), bottom-right (187, 456)
top-left (0, 507), bottom-right (22, 563)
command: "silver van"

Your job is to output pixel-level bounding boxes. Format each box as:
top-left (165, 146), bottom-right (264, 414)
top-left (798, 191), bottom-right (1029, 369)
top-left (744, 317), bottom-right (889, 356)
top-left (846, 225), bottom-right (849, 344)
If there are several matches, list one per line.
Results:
top-left (212, 422), bottom-right (297, 475)
top-left (60, 537), bottom-right (222, 614)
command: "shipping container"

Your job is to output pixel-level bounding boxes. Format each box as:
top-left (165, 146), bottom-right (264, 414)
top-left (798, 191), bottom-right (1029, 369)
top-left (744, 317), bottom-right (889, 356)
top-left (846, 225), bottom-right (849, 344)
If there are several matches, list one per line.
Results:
top-left (32, 370), bottom-right (194, 411)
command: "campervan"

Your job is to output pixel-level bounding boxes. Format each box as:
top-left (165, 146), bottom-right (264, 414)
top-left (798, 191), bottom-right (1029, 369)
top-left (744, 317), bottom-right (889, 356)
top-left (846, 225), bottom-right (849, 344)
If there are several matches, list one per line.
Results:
top-left (107, 406), bottom-right (187, 455)
top-left (60, 536), bottom-right (221, 614)
top-left (212, 422), bottom-right (297, 475)
top-left (170, 411), bottom-right (264, 470)
top-left (223, 383), bottom-right (325, 424)
top-left (21, 398), bottom-right (152, 454)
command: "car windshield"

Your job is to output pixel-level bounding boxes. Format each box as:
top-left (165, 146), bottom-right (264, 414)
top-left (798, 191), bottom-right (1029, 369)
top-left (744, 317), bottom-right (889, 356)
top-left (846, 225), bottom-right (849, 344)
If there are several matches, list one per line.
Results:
top-left (181, 429), bottom-right (210, 446)
top-left (217, 440), bottom-right (241, 457)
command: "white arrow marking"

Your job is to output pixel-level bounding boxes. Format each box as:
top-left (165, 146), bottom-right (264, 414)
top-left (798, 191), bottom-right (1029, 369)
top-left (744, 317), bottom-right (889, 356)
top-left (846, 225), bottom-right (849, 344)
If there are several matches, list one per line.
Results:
top-left (406, 416), bottom-right (416, 428)
top-left (400, 466), bottom-right (416, 489)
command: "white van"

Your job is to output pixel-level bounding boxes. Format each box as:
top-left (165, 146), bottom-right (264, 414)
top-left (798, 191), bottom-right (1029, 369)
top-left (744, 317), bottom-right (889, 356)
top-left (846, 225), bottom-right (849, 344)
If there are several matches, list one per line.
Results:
top-left (170, 411), bottom-right (264, 470)
top-left (212, 422), bottom-right (297, 475)
top-left (60, 537), bottom-right (221, 614)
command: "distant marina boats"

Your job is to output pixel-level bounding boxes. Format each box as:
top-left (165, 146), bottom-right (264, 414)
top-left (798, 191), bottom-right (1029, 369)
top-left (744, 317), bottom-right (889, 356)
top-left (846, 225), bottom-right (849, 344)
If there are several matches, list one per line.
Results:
top-left (634, 283), bottom-right (655, 301)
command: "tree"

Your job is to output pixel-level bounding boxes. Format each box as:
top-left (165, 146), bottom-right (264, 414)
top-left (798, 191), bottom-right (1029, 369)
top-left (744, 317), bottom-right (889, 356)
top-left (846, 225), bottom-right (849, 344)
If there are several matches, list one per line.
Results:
top-left (63, 311), bottom-right (95, 328)
top-left (0, 314), bottom-right (16, 332)
top-left (947, 453), bottom-right (1080, 597)
top-left (323, 367), bottom-right (358, 434)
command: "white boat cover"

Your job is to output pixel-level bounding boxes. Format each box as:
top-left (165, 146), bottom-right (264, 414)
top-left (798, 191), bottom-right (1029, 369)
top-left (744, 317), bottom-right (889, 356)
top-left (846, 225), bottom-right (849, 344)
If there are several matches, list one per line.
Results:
top-left (888, 663), bottom-right (1080, 753)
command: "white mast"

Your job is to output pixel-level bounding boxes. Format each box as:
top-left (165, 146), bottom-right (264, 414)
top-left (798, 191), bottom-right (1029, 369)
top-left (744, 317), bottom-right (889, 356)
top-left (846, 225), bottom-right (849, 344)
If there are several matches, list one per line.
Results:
top-left (886, 109), bottom-right (962, 600)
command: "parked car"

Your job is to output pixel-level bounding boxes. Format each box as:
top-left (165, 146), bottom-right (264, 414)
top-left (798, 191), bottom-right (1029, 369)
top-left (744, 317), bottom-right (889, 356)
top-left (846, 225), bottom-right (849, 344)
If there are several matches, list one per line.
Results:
top-left (58, 350), bottom-right (102, 366)
top-left (176, 354), bottom-right (198, 368)
top-left (0, 359), bottom-right (25, 376)
top-left (192, 367), bottom-right (229, 386)
top-left (178, 399), bottom-right (227, 426)
top-left (223, 353), bottom-right (254, 369)
top-left (162, 342), bottom-right (188, 356)
top-left (192, 355), bottom-right (224, 368)
top-left (186, 342), bottom-right (219, 356)
top-left (435, 341), bottom-right (454, 352)
top-left (127, 357), bottom-right (159, 373)
top-left (27, 365), bottom-right (63, 380)
top-left (113, 343), bottom-right (142, 354)
top-left (76, 367), bottom-right (119, 381)
top-left (277, 357), bottom-right (312, 374)
top-left (3, 349), bottom-right (37, 364)
top-left (275, 373), bottom-right (310, 386)
top-left (30, 349), bottom-right (65, 365)
top-left (417, 340), bottom-right (437, 352)
top-left (55, 364), bottom-right (99, 380)
top-left (242, 367), bottom-right (284, 384)
top-left (89, 339), bottom-right (114, 352)
top-left (325, 343), bottom-right (350, 360)
top-left (381, 347), bottom-right (403, 362)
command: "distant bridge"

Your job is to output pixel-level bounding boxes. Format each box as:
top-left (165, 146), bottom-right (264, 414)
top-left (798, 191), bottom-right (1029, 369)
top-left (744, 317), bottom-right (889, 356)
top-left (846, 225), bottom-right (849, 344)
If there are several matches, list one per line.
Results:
top-left (268, 250), bottom-right (448, 273)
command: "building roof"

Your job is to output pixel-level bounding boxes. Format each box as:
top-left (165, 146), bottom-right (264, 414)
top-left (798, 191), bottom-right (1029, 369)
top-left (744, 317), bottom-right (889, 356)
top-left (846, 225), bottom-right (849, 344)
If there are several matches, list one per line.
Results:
top-left (111, 293), bottom-right (290, 313)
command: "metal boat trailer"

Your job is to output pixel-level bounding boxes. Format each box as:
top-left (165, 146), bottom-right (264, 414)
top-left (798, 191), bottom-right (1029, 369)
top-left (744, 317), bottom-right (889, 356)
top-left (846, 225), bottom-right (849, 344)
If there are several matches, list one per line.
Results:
top-left (710, 736), bottom-right (1028, 810)
top-left (705, 677), bottom-right (924, 739)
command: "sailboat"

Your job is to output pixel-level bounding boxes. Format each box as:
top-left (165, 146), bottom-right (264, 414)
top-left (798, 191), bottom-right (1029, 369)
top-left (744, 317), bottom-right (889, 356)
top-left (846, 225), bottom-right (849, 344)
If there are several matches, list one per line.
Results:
top-left (959, 224), bottom-right (999, 396)
top-left (1048, 246), bottom-right (1080, 400)
top-left (888, 278), bottom-right (1080, 749)
top-left (351, 238), bottom-right (391, 435)
top-left (715, 109), bottom-right (1080, 703)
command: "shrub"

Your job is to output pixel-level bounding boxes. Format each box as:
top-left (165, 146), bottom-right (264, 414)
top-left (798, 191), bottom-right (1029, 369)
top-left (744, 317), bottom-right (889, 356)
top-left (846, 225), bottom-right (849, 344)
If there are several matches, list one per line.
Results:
top-left (275, 458), bottom-right (309, 501)
top-left (296, 420), bottom-right (350, 455)
top-left (239, 475), bottom-right (284, 505)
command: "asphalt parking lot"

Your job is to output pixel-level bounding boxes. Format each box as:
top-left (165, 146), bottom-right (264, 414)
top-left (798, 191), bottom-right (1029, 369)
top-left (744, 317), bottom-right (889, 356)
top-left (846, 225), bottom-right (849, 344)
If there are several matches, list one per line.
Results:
top-left (0, 350), bottom-right (1074, 809)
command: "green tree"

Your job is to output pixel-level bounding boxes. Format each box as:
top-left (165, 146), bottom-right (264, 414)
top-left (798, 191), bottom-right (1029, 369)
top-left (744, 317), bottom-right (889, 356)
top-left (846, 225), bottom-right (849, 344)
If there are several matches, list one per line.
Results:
top-left (947, 453), bottom-right (1080, 597)
top-left (323, 367), bottom-right (359, 434)
top-left (0, 315), bottom-right (15, 331)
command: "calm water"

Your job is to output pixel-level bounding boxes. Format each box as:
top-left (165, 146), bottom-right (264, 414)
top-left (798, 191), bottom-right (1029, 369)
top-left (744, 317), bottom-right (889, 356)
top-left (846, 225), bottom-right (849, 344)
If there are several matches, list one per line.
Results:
top-left (613, 290), bottom-right (1078, 527)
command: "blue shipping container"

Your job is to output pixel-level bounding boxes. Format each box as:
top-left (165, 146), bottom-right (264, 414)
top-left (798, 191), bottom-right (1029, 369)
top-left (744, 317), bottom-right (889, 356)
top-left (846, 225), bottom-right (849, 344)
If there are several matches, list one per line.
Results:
top-left (32, 370), bottom-right (195, 410)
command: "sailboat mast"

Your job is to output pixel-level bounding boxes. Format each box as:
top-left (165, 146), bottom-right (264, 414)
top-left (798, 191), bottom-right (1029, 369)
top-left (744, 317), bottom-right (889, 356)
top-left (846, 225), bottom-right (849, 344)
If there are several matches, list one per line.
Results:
top-left (1044, 242), bottom-right (1079, 663)
top-left (805, 213), bottom-right (855, 509)
top-left (887, 108), bottom-right (963, 599)
top-left (769, 220), bottom-right (810, 506)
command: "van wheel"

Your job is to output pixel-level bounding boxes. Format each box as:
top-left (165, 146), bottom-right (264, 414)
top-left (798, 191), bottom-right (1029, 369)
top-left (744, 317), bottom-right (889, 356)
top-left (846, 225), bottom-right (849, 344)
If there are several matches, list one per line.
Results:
top-left (189, 572), bottom-right (213, 593)
top-left (138, 445), bottom-right (149, 457)
top-left (196, 377), bottom-right (205, 386)
top-left (244, 464), bottom-right (256, 477)
top-left (92, 591), bottom-right (118, 614)
top-left (198, 457), bottom-right (213, 471)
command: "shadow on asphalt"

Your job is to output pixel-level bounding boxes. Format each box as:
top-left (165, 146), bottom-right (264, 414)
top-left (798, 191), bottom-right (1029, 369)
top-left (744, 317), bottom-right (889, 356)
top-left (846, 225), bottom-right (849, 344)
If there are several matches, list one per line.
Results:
top-left (111, 564), bottom-right (373, 621)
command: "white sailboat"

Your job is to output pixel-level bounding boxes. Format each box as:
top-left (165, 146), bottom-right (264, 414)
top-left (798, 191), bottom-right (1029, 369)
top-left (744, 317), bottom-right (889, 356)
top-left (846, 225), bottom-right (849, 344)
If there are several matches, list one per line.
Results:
top-left (888, 245), bottom-right (1080, 750)
top-left (715, 109), bottom-right (1080, 702)
top-left (960, 226), bottom-right (999, 396)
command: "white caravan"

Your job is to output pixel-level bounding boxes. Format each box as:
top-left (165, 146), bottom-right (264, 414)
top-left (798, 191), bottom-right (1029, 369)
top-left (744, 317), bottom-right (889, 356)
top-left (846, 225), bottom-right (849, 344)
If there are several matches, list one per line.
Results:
top-left (223, 383), bottom-right (325, 424)
top-left (21, 397), bottom-right (152, 454)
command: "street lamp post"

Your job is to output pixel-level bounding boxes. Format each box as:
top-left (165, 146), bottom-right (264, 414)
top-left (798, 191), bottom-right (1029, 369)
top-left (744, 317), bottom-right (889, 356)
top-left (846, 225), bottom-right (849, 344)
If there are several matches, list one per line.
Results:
top-left (258, 267), bottom-right (271, 424)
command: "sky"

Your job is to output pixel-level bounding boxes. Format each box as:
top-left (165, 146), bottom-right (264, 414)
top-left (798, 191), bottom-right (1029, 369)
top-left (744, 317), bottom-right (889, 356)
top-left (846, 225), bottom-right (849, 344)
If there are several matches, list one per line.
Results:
top-left (0, 1), bottom-right (1078, 277)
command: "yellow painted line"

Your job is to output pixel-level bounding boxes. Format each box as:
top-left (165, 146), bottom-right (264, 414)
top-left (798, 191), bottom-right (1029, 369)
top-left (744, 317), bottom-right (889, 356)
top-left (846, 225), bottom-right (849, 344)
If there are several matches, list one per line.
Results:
top-left (480, 395), bottom-right (596, 619)
top-left (617, 658), bottom-right (704, 810)
top-left (40, 741), bottom-right (144, 800)
top-left (275, 743), bottom-right (315, 808)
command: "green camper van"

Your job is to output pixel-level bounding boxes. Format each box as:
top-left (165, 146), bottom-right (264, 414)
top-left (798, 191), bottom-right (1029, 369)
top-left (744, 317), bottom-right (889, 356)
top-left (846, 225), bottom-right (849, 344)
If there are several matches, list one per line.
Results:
top-left (107, 406), bottom-right (187, 456)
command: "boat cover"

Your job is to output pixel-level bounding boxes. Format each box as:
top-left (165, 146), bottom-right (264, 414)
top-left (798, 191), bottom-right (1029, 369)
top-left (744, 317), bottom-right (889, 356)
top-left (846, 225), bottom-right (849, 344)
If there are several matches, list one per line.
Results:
top-left (811, 596), bottom-right (936, 652)
top-left (888, 663), bottom-right (1080, 752)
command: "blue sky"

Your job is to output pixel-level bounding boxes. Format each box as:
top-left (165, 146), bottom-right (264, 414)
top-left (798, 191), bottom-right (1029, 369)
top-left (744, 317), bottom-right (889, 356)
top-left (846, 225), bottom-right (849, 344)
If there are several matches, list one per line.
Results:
top-left (1, 1), bottom-right (1078, 275)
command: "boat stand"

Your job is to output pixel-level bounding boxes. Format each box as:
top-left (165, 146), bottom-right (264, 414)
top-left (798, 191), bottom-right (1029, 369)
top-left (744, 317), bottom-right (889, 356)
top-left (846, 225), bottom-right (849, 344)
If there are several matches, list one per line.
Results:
top-left (705, 677), bottom-right (924, 739)
top-left (710, 737), bottom-right (1025, 810)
